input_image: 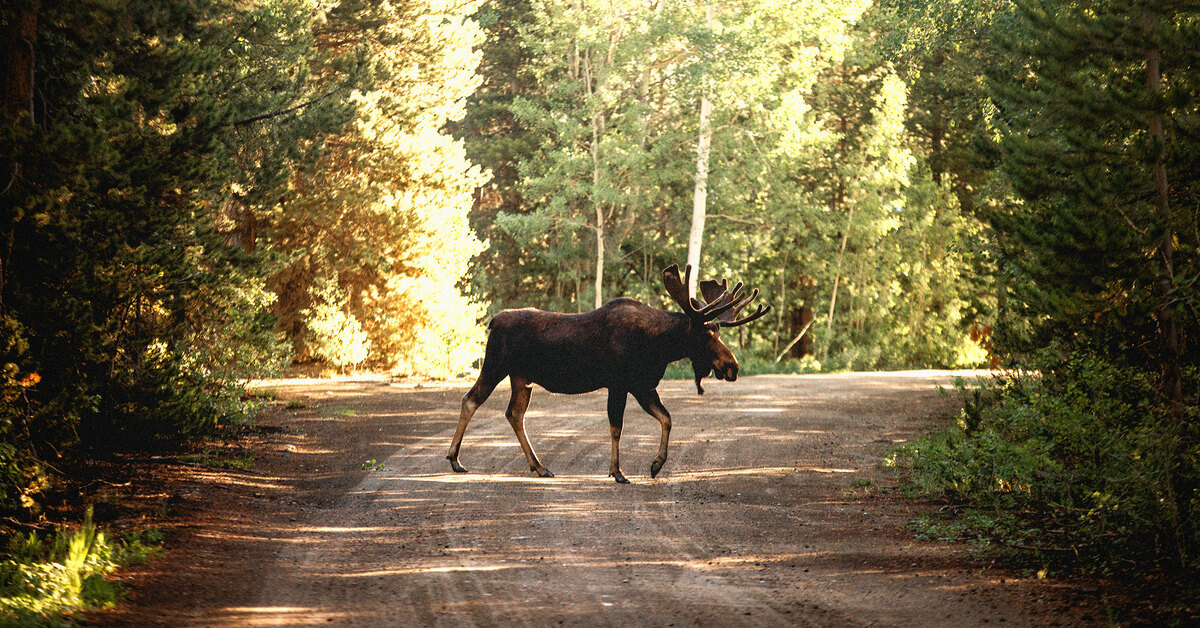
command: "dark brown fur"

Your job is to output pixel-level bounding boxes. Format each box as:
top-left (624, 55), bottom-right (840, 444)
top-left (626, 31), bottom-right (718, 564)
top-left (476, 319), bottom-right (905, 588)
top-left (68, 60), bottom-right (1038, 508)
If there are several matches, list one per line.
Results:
top-left (446, 265), bottom-right (769, 483)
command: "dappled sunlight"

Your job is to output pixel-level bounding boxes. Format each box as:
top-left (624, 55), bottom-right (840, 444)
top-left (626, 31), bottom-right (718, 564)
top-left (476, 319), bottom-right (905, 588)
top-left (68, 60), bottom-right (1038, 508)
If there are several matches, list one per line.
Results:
top-left (194, 532), bottom-right (316, 545)
top-left (216, 606), bottom-right (362, 627)
top-left (660, 465), bottom-right (810, 481)
top-left (336, 564), bottom-right (516, 577)
top-left (373, 461), bottom-right (854, 487)
top-left (328, 552), bottom-right (816, 579)
top-left (655, 465), bottom-right (859, 483)
top-left (183, 469), bottom-right (293, 491)
top-left (377, 471), bottom-right (613, 486)
top-left (294, 526), bottom-right (403, 534)
top-left (189, 371), bottom-right (1057, 627)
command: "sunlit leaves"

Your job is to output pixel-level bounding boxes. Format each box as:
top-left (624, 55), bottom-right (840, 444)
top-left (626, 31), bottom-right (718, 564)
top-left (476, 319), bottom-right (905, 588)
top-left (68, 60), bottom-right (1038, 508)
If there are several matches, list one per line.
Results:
top-left (263, 0), bottom-right (488, 376)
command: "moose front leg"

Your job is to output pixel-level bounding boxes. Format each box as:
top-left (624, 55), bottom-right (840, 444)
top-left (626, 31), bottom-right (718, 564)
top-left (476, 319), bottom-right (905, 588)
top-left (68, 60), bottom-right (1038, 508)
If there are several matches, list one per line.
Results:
top-left (607, 390), bottom-right (630, 484)
top-left (634, 389), bottom-right (672, 478)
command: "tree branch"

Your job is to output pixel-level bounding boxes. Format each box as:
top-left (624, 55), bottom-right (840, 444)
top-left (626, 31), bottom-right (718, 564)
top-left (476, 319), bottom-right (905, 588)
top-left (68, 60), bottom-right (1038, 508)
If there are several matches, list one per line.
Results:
top-left (230, 78), bottom-right (354, 127)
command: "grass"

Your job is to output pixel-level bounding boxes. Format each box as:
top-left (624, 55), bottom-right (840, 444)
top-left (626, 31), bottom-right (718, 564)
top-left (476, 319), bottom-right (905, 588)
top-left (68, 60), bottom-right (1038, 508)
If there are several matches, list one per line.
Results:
top-left (0, 508), bottom-right (163, 626)
top-left (361, 459), bottom-right (386, 471)
top-left (177, 449), bottom-right (254, 470)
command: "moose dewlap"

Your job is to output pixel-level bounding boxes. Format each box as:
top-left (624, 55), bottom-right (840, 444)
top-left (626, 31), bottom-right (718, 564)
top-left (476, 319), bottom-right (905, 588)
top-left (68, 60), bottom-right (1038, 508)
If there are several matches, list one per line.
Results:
top-left (446, 264), bottom-right (770, 484)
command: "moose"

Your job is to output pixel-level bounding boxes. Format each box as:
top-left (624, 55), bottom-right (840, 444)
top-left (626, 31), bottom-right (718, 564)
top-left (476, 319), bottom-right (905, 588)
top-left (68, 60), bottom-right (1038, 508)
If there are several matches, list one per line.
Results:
top-left (446, 264), bottom-right (770, 483)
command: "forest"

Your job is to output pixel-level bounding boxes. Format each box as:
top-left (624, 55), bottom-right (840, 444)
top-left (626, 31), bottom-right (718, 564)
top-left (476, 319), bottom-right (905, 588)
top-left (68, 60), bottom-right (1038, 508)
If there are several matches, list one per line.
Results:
top-left (1, 0), bottom-right (1198, 609)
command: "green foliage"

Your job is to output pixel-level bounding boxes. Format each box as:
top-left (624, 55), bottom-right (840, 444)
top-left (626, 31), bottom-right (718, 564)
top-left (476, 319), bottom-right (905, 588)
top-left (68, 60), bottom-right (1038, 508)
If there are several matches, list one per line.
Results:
top-left (0, 509), bottom-right (162, 626)
top-left (264, 0), bottom-right (489, 377)
top-left (0, 0), bottom-right (491, 515)
top-left (464, 1), bottom-right (993, 370)
top-left (873, 0), bottom-right (1200, 591)
top-left (894, 355), bottom-right (1199, 571)
top-left (986, 0), bottom-right (1200, 362)
top-left (303, 280), bottom-right (372, 372)
top-left (0, 0), bottom-right (302, 515)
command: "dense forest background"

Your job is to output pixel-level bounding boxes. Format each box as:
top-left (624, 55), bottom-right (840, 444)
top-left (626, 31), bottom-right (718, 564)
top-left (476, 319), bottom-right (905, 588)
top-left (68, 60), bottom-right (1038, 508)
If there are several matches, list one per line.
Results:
top-left (1, 0), bottom-right (1197, 589)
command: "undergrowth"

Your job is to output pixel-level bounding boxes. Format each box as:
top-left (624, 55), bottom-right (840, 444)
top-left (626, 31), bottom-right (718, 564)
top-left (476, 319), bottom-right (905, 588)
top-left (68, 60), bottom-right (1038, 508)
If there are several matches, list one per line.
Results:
top-left (889, 351), bottom-right (1199, 587)
top-left (0, 508), bottom-right (162, 626)
top-left (177, 448), bottom-right (255, 470)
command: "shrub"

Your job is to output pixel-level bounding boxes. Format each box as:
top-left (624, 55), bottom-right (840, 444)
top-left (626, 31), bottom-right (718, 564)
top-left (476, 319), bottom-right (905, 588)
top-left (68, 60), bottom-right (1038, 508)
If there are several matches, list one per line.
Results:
top-left (303, 280), bottom-right (372, 373)
top-left (892, 352), bottom-right (1199, 573)
top-left (0, 508), bottom-right (162, 626)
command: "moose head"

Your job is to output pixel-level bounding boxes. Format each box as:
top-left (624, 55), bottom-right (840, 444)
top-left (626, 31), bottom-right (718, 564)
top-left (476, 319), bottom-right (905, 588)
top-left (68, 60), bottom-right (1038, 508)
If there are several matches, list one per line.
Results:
top-left (661, 263), bottom-right (770, 394)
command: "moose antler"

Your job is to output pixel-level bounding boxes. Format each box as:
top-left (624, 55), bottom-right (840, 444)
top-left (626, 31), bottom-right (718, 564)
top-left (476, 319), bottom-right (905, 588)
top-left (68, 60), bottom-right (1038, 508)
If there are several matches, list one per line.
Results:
top-left (662, 264), bottom-right (772, 327)
top-left (661, 264), bottom-right (692, 312)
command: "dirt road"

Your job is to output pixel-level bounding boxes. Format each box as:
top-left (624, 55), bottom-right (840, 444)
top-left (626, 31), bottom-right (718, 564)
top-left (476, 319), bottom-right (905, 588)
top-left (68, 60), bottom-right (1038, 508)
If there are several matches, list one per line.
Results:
top-left (91, 373), bottom-right (1106, 626)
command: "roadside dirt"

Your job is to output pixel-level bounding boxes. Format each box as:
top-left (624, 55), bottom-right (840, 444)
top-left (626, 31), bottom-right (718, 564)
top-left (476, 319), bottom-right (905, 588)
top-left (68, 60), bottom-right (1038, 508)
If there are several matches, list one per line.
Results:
top-left (86, 372), bottom-right (1117, 626)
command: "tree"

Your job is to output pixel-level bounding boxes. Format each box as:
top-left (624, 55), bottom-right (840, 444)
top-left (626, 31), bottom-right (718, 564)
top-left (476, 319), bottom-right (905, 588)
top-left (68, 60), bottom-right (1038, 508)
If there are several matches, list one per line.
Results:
top-left (687, 3), bottom-right (715, 297)
top-left (990, 0), bottom-right (1197, 373)
top-left (262, 1), bottom-right (489, 376)
top-left (505, 0), bottom-right (697, 311)
top-left (989, 0), bottom-right (1200, 567)
top-left (465, 0), bottom-right (992, 370)
top-left (452, 0), bottom-right (543, 309)
top-left (0, 0), bottom-right (335, 511)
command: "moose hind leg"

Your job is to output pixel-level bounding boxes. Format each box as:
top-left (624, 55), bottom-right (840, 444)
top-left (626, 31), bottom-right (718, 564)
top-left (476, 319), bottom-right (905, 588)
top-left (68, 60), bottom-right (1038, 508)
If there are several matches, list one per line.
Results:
top-left (608, 390), bottom-right (630, 484)
top-left (447, 370), bottom-right (503, 473)
top-left (634, 389), bottom-right (672, 478)
top-left (506, 376), bottom-right (552, 477)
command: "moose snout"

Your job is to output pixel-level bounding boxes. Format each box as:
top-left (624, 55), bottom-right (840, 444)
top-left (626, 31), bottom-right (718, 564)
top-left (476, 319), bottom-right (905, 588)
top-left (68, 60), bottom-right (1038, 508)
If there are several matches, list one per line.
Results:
top-left (715, 363), bottom-right (738, 382)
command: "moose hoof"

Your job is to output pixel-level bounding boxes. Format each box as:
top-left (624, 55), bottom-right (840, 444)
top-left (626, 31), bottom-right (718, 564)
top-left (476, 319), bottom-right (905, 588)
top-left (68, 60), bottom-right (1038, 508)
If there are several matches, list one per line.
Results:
top-left (535, 468), bottom-right (555, 478)
top-left (650, 460), bottom-right (665, 478)
top-left (611, 471), bottom-right (630, 484)
top-left (448, 459), bottom-right (469, 473)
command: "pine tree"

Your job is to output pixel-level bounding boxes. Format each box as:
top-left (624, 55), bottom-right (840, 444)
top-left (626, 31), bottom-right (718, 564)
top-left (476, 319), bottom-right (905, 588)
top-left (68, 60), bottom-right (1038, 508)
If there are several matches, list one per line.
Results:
top-left (451, 0), bottom-right (542, 309)
top-left (990, 0), bottom-right (1198, 372)
top-left (0, 0), bottom-right (325, 487)
top-left (990, 0), bottom-right (1200, 566)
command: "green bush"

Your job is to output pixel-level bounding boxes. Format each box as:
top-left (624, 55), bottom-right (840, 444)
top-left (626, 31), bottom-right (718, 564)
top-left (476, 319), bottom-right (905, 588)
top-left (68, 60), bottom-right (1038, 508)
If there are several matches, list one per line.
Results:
top-left (892, 352), bottom-right (1199, 573)
top-left (0, 508), bottom-right (162, 626)
top-left (303, 280), bottom-right (372, 373)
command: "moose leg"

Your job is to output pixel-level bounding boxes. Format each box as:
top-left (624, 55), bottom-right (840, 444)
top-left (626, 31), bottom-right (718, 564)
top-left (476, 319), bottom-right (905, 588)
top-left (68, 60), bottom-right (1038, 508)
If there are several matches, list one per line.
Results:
top-left (607, 390), bottom-right (630, 484)
top-left (446, 369), bottom-right (504, 473)
top-left (505, 375), bottom-right (553, 478)
top-left (634, 389), bottom-right (672, 478)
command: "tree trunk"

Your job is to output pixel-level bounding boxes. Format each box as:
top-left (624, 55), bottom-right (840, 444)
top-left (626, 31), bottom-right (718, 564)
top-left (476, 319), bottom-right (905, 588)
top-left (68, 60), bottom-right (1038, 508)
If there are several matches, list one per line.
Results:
top-left (826, 196), bottom-right (853, 332)
top-left (1144, 5), bottom-right (1182, 414)
top-left (929, 50), bottom-right (945, 185)
top-left (774, 254), bottom-right (786, 355)
top-left (686, 4), bottom-right (715, 298)
top-left (823, 109), bottom-right (851, 363)
top-left (1144, 1), bottom-right (1188, 570)
top-left (2, 3), bottom-right (36, 124)
top-left (585, 50), bottom-right (606, 310)
top-left (1, 2), bottom-right (38, 309)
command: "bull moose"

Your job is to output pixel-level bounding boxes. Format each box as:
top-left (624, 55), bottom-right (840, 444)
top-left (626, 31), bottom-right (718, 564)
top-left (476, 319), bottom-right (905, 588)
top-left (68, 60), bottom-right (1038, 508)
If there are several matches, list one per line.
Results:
top-left (446, 264), bottom-right (770, 483)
